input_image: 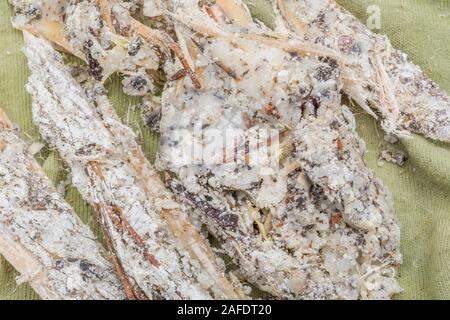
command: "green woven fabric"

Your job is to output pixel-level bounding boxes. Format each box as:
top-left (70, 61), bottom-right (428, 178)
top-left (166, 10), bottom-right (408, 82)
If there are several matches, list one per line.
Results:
top-left (0, 0), bottom-right (449, 300)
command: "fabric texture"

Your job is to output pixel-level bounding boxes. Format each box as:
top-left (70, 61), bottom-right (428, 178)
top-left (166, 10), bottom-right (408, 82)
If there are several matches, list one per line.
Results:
top-left (0, 0), bottom-right (449, 300)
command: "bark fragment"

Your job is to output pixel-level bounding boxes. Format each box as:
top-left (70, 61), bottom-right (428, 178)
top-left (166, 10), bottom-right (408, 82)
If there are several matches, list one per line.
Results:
top-left (0, 108), bottom-right (125, 300)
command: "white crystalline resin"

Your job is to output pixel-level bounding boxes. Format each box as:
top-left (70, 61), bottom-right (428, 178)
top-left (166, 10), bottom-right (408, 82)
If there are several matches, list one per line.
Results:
top-left (154, 0), bottom-right (402, 299)
top-left (274, 0), bottom-right (450, 141)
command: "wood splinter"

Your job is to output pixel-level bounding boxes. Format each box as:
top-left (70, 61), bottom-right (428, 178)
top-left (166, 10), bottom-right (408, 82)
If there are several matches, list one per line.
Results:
top-left (0, 108), bottom-right (125, 300)
top-left (90, 160), bottom-right (161, 268)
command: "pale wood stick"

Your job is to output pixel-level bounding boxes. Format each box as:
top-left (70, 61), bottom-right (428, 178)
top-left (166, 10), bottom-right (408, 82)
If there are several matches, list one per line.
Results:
top-left (215, 0), bottom-right (254, 27)
top-left (0, 108), bottom-right (125, 300)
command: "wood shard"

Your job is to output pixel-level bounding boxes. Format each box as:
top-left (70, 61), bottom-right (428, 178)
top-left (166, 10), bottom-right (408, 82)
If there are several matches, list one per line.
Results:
top-left (0, 108), bottom-right (125, 300)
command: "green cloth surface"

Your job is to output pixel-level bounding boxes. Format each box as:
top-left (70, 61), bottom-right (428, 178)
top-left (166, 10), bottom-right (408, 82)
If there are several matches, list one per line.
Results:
top-left (0, 0), bottom-right (449, 300)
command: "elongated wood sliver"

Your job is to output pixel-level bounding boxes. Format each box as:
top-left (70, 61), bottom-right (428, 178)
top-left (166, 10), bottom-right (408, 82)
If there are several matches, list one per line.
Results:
top-left (0, 108), bottom-right (125, 300)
